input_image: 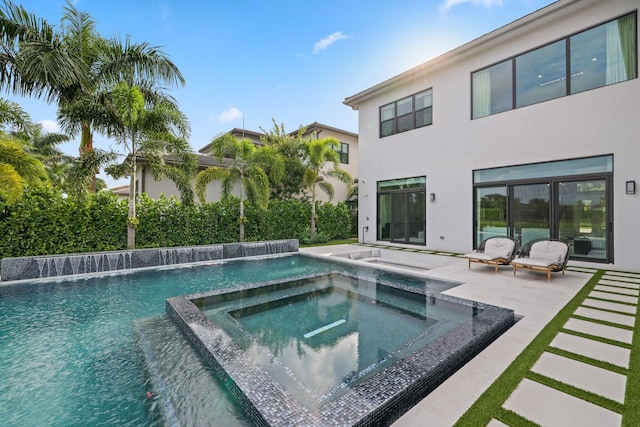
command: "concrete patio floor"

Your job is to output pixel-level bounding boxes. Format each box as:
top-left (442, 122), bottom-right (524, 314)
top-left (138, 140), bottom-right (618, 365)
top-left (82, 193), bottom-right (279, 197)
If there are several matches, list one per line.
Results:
top-left (301, 244), bottom-right (637, 426)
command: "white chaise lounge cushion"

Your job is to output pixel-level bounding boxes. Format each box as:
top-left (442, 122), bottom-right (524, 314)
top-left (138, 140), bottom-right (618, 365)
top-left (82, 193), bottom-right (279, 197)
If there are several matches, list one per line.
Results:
top-left (465, 237), bottom-right (515, 260)
top-left (528, 240), bottom-right (568, 264)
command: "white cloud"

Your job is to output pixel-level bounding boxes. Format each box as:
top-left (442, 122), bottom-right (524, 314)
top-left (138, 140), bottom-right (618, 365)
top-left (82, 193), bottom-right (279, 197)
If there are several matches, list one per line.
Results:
top-left (39, 119), bottom-right (61, 133)
top-left (440, 0), bottom-right (503, 12)
top-left (212, 107), bottom-right (243, 122)
top-left (312, 31), bottom-right (349, 55)
top-left (159, 4), bottom-right (171, 22)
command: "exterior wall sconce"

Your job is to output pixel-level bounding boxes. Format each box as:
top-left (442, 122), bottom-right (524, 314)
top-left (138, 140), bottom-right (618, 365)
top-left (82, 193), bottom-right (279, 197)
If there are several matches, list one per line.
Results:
top-left (429, 193), bottom-right (436, 202)
top-left (626, 181), bottom-right (636, 195)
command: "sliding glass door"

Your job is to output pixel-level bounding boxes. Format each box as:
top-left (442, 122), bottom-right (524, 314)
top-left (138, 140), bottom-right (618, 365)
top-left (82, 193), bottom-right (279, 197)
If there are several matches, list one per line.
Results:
top-left (557, 179), bottom-right (608, 261)
top-left (377, 177), bottom-right (426, 245)
top-left (474, 179), bottom-right (611, 262)
top-left (512, 183), bottom-right (550, 246)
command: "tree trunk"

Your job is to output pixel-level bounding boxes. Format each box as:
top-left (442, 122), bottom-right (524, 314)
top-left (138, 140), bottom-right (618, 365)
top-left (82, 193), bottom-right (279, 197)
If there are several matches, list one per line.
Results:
top-left (239, 194), bottom-right (245, 242)
top-left (79, 122), bottom-right (97, 192)
top-left (127, 157), bottom-right (137, 249)
top-left (310, 190), bottom-right (316, 240)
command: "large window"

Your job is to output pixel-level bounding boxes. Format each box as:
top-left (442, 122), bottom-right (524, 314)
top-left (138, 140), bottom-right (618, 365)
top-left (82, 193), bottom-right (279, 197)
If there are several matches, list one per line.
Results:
top-left (380, 89), bottom-right (433, 137)
top-left (377, 177), bottom-right (426, 245)
top-left (473, 155), bottom-right (613, 263)
top-left (472, 12), bottom-right (637, 118)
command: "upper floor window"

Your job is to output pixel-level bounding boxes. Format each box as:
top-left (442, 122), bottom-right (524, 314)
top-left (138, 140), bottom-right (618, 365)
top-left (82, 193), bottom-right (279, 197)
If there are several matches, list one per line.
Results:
top-left (472, 12), bottom-right (637, 119)
top-left (380, 89), bottom-right (433, 137)
top-left (335, 142), bottom-right (349, 164)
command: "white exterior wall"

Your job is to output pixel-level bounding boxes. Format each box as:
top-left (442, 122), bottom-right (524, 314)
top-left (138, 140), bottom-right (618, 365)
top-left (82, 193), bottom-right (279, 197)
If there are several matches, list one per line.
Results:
top-left (355, 0), bottom-right (640, 270)
top-left (136, 166), bottom-right (241, 202)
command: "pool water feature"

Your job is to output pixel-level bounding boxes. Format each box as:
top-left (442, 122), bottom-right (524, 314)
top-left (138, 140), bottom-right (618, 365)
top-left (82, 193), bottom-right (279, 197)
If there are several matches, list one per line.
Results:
top-left (168, 272), bottom-right (515, 426)
top-left (0, 253), bottom-right (460, 426)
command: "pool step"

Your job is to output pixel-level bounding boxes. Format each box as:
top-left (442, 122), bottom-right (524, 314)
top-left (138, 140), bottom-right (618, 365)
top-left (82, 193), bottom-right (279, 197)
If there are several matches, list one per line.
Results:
top-left (134, 315), bottom-right (250, 427)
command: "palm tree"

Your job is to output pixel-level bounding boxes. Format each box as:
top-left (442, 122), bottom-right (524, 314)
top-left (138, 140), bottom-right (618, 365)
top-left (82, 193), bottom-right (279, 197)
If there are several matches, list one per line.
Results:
top-left (0, 1), bottom-right (186, 193)
top-left (0, 137), bottom-right (49, 204)
top-left (55, 2), bottom-right (185, 192)
top-left (196, 133), bottom-right (284, 242)
top-left (0, 0), bottom-right (85, 103)
top-left (302, 136), bottom-right (352, 240)
top-left (107, 81), bottom-right (193, 249)
top-left (0, 96), bottom-right (49, 204)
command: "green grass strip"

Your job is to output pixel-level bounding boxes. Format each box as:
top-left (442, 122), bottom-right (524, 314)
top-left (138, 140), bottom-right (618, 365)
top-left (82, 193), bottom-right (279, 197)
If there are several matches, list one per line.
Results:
top-left (454, 270), bottom-right (605, 427)
top-left (494, 408), bottom-right (541, 426)
top-left (622, 288), bottom-right (640, 427)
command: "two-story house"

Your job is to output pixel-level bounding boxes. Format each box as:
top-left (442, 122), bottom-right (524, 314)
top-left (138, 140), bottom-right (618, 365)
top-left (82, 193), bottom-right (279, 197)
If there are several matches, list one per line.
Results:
top-left (123, 122), bottom-right (358, 204)
top-left (345, 0), bottom-right (637, 270)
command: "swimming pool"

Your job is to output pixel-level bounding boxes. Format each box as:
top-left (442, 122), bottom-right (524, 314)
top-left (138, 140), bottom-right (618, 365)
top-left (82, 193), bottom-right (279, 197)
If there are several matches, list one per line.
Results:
top-left (0, 253), bottom-right (464, 426)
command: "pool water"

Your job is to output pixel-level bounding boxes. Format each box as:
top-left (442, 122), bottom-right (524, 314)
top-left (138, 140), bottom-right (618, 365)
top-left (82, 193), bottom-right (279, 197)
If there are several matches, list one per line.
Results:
top-left (200, 273), bottom-right (471, 410)
top-left (0, 253), bottom-right (457, 426)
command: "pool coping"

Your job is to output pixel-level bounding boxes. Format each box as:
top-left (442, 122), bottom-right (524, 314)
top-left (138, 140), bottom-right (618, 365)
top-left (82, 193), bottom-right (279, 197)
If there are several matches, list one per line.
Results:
top-left (166, 271), bottom-right (515, 426)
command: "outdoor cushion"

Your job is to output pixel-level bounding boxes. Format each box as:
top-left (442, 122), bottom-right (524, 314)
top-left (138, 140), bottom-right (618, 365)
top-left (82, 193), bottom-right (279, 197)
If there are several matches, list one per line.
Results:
top-left (511, 257), bottom-right (559, 268)
top-left (529, 241), bottom-right (568, 263)
top-left (483, 238), bottom-right (515, 259)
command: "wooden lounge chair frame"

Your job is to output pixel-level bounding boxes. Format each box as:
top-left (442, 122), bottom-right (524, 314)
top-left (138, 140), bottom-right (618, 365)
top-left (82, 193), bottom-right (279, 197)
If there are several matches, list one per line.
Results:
top-left (464, 236), bottom-right (517, 273)
top-left (510, 238), bottom-right (570, 281)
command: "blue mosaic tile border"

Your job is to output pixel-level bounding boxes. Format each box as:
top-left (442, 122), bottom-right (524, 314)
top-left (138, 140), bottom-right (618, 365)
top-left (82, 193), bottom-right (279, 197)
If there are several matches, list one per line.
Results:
top-left (166, 272), bottom-right (514, 426)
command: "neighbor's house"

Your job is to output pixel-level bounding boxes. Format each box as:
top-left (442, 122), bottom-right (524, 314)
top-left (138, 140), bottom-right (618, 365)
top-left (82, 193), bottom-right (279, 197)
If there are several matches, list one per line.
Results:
top-left (117, 122), bottom-right (357, 204)
top-left (344, 0), bottom-right (638, 270)
top-left (197, 122), bottom-right (359, 204)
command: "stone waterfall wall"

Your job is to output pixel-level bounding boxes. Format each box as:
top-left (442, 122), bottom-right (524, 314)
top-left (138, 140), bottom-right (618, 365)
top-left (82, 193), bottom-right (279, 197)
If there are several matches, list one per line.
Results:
top-left (0, 239), bottom-right (298, 282)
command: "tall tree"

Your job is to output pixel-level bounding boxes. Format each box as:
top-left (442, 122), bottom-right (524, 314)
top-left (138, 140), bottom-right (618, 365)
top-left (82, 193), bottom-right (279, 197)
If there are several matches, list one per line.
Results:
top-left (55, 2), bottom-right (185, 191)
top-left (259, 119), bottom-right (307, 200)
top-left (0, 1), bottom-right (186, 193)
top-left (0, 137), bottom-right (49, 205)
top-left (302, 137), bottom-right (352, 240)
top-left (106, 81), bottom-right (193, 249)
top-left (196, 133), bottom-right (284, 242)
top-left (0, 0), bottom-right (85, 102)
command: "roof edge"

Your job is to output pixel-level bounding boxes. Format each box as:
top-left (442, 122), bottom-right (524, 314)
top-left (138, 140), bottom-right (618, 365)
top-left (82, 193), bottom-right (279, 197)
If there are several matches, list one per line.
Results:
top-left (344, 0), bottom-right (584, 108)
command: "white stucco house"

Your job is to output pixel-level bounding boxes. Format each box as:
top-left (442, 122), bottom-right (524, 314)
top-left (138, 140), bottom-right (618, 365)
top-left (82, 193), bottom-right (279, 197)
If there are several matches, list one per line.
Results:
top-left (344, 0), bottom-right (638, 270)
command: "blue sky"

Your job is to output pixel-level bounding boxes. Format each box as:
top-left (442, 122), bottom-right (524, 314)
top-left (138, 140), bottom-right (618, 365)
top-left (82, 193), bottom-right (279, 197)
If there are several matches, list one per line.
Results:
top-left (6, 0), bottom-right (555, 187)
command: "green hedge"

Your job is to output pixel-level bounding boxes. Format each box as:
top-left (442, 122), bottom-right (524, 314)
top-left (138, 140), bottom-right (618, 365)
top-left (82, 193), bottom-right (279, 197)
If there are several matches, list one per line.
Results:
top-left (0, 189), bottom-right (350, 258)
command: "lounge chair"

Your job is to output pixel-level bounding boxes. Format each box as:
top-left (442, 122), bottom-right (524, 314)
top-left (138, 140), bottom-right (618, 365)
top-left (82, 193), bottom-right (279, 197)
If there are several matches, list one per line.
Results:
top-left (510, 239), bottom-right (570, 281)
top-left (464, 236), bottom-right (517, 273)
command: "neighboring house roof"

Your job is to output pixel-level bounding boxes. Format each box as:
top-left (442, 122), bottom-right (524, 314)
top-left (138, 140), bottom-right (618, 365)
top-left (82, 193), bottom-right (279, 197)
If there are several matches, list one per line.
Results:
top-left (300, 122), bottom-right (358, 139)
top-left (135, 154), bottom-right (233, 170)
top-left (344, 0), bottom-right (580, 108)
top-left (198, 128), bottom-right (264, 154)
top-left (197, 123), bottom-right (358, 153)
top-left (110, 185), bottom-right (129, 197)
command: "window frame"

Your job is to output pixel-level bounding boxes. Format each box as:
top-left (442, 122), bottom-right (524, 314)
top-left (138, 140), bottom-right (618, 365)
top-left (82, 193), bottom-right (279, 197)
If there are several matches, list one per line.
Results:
top-left (379, 89), bottom-right (433, 138)
top-left (471, 11), bottom-right (637, 119)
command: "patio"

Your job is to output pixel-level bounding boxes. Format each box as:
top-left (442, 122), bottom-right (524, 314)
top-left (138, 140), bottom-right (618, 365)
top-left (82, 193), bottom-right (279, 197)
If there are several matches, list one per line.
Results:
top-left (301, 244), bottom-right (639, 426)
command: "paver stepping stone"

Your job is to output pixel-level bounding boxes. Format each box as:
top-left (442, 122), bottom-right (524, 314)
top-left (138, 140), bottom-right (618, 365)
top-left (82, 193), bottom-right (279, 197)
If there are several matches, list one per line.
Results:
top-left (590, 291), bottom-right (637, 304)
top-left (594, 285), bottom-right (639, 296)
top-left (574, 307), bottom-right (635, 327)
top-left (603, 274), bottom-right (640, 283)
top-left (599, 279), bottom-right (640, 289)
top-left (564, 318), bottom-right (634, 344)
top-left (487, 419), bottom-right (509, 427)
top-left (531, 352), bottom-right (627, 403)
top-left (583, 298), bottom-right (637, 315)
top-left (503, 379), bottom-right (622, 427)
top-left (550, 332), bottom-right (630, 368)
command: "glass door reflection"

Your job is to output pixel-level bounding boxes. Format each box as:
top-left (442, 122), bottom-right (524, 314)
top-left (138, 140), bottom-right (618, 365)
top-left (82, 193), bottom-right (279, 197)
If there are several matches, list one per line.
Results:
top-left (557, 180), bottom-right (607, 261)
